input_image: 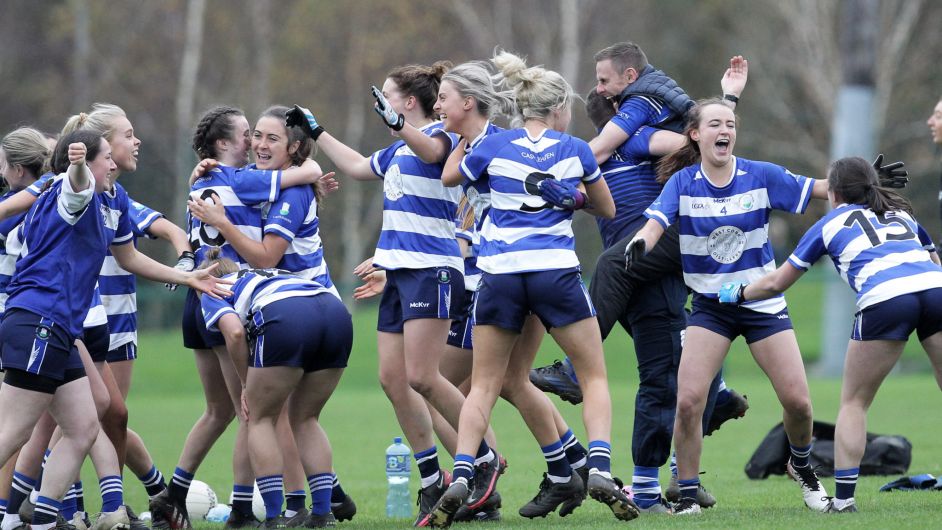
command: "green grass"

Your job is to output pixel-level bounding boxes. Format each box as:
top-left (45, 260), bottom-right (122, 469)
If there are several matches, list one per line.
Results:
top-left (82, 267), bottom-right (942, 528)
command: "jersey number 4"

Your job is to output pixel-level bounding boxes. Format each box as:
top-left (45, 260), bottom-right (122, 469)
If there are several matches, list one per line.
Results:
top-left (843, 210), bottom-right (916, 247)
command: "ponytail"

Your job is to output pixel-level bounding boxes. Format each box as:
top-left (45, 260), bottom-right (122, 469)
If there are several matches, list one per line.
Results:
top-left (827, 156), bottom-right (913, 215)
top-left (198, 247), bottom-right (240, 277)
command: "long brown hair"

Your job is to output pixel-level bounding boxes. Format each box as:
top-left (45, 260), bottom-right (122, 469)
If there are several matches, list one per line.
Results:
top-left (258, 105), bottom-right (324, 203)
top-left (828, 157), bottom-right (912, 215)
top-left (656, 97), bottom-right (732, 184)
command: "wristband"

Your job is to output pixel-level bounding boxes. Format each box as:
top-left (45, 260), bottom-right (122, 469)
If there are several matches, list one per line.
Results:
top-left (723, 94), bottom-right (740, 104)
top-left (180, 251), bottom-right (196, 261)
top-left (310, 125), bottom-right (326, 141)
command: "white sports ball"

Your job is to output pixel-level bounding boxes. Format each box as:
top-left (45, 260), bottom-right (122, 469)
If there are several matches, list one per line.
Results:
top-left (186, 479), bottom-right (218, 521)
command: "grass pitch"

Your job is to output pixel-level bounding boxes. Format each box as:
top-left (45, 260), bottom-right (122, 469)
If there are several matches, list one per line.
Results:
top-left (92, 268), bottom-right (942, 528)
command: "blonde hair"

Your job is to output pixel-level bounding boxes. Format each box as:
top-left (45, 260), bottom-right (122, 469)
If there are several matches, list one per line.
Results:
top-left (1, 127), bottom-right (51, 178)
top-left (61, 103), bottom-right (127, 140)
top-left (491, 50), bottom-right (575, 124)
top-left (442, 61), bottom-right (515, 120)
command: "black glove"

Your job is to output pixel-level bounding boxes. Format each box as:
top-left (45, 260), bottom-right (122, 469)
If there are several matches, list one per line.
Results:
top-left (165, 251), bottom-right (196, 292)
top-left (371, 86), bottom-right (405, 131)
top-left (624, 237), bottom-right (646, 271)
top-left (285, 105), bottom-right (325, 141)
top-left (872, 153), bottom-right (908, 189)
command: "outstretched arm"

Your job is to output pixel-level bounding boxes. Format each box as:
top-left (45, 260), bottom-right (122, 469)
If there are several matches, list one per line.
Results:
top-left (146, 217), bottom-right (192, 256)
top-left (286, 104), bottom-right (377, 180)
top-left (111, 243), bottom-right (231, 298)
top-left (442, 139), bottom-right (467, 187)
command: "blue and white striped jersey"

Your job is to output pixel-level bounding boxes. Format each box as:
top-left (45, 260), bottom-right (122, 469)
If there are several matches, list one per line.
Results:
top-left (262, 184), bottom-right (338, 298)
top-left (645, 157), bottom-right (814, 313)
top-left (459, 128), bottom-right (601, 274)
top-left (597, 125), bottom-right (662, 248)
top-left (200, 269), bottom-right (333, 331)
top-left (370, 121), bottom-right (463, 271)
top-left (0, 190), bottom-right (30, 313)
top-left (99, 189), bottom-right (165, 349)
top-left (789, 204), bottom-right (942, 310)
top-left (188, 164), bottom-right (282, 267)
top-left (83, 284), bottom-right (108, 328)
top-left (610, 95), bottom-right (675, 142)
top-left (457, 122), bottom-right (504, 291)
top-left (7, 175), bottom-right (134, 337)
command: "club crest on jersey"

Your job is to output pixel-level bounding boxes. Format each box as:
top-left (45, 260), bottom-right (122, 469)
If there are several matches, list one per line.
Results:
top-left (384, 164), bottom-right (404, 201)
top-left (708, 225), bottom-right (746, 264)
top-left (35, 325), bottom-right (51, 341)
top-left (278, 202), bottom-right (291, 215)
top-left (99, 204), bottom-right (121, 230)
top-left (738, 193), bottom-right (755, 211)
top-left (437, 269), bottom-right (451, 284)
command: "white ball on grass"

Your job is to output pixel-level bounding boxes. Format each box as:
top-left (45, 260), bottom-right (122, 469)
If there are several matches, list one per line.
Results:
top-left (186, 479), bottom-right (218, 521)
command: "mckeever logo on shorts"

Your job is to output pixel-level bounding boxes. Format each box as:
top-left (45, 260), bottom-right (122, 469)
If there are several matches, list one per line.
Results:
top-left (409, 301), bottom-right (430, 308)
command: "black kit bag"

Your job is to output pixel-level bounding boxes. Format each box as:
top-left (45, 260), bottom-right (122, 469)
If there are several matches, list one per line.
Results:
top-left (745, 421), bottom-right (911, 479)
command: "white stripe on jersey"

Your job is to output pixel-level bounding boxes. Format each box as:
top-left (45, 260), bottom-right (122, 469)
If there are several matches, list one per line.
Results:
top-left (83, 302), bottom-right (108, 327)
top-left (373, 248), bottom-right (463, 272)
top-left (858, 271), bottom-right (942, 309)
top-left (382, 211), bottom-right (458, 240)
top-left (100, 294), bottom-right (136, 316)
top-left (684, 259), bottom-right (787, 314)
top-left (679, 190), bottom-right (771, 218)
top-left (57, 175), bottom-right (95, 225)
top-left (488, 156), bottom-right (587, 184)
top-left (476, 248), bottom-right (580, 274)
top-left (679, 224), bottom-right (770, 256)
top-left (484, 218), bottom-right (573, 245)
top-left (509, 135), bottom-right (560, 153)
top-left (852, 249), bottom-right (934, 292)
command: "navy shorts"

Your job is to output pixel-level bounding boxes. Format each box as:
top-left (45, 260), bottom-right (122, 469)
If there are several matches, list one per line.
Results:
top-left (105, 342), bottom-right (138, 363)
top-left (182, 288), bottom-right (225, 349)
top-left (80, 323), bottom-right (110, 363)
top-left (447, 290), bottom-right (476, 350)
top-left (377, 267), bottom-right (464, 333)
top-left (852, 288), bottom-right (942, 341)
top-left (689, 294), bottom-right (793, 344)
top-left (250, 295), bottom-right (353, 372)
top-left (474, 268), bottom-right (596, 333)
top-left (0, 309), bottom-right (84, 391)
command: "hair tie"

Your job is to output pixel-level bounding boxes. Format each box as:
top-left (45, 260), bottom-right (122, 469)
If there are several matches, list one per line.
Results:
top-left (78, 112), bottom-right (88, 124)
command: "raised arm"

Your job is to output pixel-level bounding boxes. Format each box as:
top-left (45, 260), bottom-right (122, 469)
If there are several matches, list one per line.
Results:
top-left (720, 55), bottom-right (748, 109)
top-left (0, 188), bottom-right (40, 221)
top-left (286, 105), bottom-right (376, 181)
top-left (371, 85), bottom-right (450, 163)
top-left (67, 142), bottom-right (93, 191)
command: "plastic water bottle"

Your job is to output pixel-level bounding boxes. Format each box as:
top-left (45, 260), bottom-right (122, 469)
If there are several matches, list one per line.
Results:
top-left (205, 504), bottom-right (231, 523)
top-left (386, 436), bottom-right (412, 518)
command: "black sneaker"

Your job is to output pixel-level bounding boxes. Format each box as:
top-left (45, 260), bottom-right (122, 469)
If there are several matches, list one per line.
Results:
top-left (671, 497), bottom-right (702, 515)
top-left (281, 507), bottom-right (308, 527)
top-left (413, 471), bottom-right (450, 527)
top-left (665, 475), bottom-right (716, 507)
top-left (706, 389), bottom-right (749, 435)
top-left (557, 466), bottom-right (588, 517)
top-left (261, 516), bottom-right (289, 529)
top-left (529, 360), bottom-right (582, 404)
top-left (123, 505), bottom-right (148, 530)
top-left (466, 454), bottom-right (506, 510)
top-left (329, 495), bottom-right (356, 522)
top-left (226, 508), bottom-right (261, 529)
top-left (423, 482), bottom-right (468, 528)
top-left (148, 490), bottom-right (191, 530)
top-left (301, 512), bottom-right (336, 528)
top-left (518, 471), bottom-right (584, 519)
top-left (52, 514), bottom-right (78, 530)
top-left (587, 472), bottom-right (640, 521)
top-left (452, 490), bottom-right (501, 522)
